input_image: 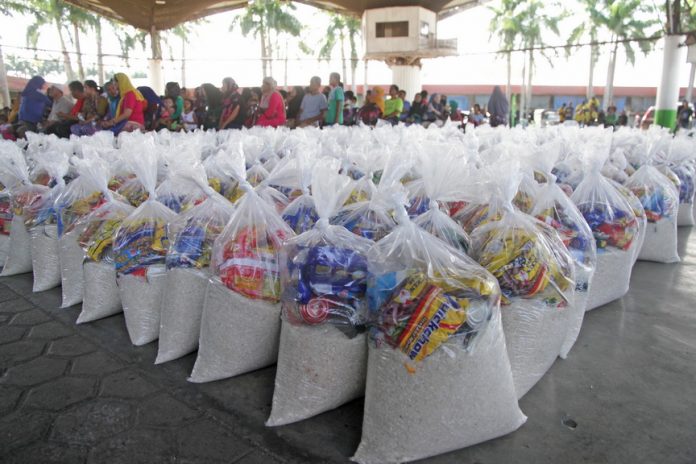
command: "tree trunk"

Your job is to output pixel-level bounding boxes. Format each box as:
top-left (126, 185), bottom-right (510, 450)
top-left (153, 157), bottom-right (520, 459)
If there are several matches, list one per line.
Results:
top-left (259, 23), bottom-right (268, 77)
top-left (0, 42), bottom-right (11, 108)
top-left (340, 30), bottom-right (347, 85)
top-left (520, 52), bottom-right (527, 125)
top-left (55, 18), bottom-right (75, 81)
top-left (506, 52), bottom-right (512, 103)
top-left (587, 45), bottom-right (596, 100)
top-left (96, 19), bottom-right (104, 84)
top-left (73, 22), bottom-right (85, 81)
top-left (350, 37), bottom-right (357, 94)
top-left (181, 35), bottom-right (186, 88)
top-left (527, 49), bottom-right (534, 116)
top-left (604, 39), bottom-right (618, 111)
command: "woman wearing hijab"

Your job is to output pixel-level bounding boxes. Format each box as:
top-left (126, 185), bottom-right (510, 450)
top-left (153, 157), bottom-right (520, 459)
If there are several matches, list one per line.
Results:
top-left (200, 83), bottom-right (223, 130)
top-left (70, 80), bottom-right (108, 136)
top-left (219, 77), bottom-right (243, 130)
top-left (137, 86), bottom-right (162, 131)
top-left (102, 73), bottom-right (145, 134)
top-left (255, 77), bottom-right (286, 128)
top-left (371, 87), bottom-right (385, 115)
top-left (285, 85), bottom-right (304, 127)
top-left (16, 75), bottom-right (51, 138)
top-left (425, 93), bottom-right (444, 124)
top-left (449, 100), bottom-right (463, 122)
top-left (488, 85), bottom-right (509, 127)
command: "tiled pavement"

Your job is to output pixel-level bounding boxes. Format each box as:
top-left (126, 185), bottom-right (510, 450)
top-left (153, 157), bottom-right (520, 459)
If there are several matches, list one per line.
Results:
top-left (2, 228), bottom-right (696, 463)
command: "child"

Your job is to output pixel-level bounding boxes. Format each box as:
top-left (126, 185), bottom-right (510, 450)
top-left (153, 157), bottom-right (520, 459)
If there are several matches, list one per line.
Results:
top-left (157, 96), bottom-right (180, 131)
top-left (182, 98), bottom-right (198, 131)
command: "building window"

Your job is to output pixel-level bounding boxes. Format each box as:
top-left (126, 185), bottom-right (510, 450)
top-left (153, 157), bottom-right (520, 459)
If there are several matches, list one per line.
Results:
top-left (376, 21), bottom-right (409, 38)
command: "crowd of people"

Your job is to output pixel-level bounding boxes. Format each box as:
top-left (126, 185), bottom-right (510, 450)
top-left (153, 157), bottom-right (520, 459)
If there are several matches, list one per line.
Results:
top-left (0, 71), bottom-right (515, 140)
top-left (554, 96), bottom-right (629, 128)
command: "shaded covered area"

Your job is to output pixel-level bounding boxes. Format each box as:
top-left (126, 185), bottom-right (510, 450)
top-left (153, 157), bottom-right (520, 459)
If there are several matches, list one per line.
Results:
top-left (64, 0), bottom-right (481, 30)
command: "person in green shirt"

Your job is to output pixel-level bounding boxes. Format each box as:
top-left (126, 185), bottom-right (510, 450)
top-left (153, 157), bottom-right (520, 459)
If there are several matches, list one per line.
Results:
top-left (382, 84), bottom-right (404, 125)
top-left (604, 105), bottom-right (618, 127)
top-left (325, 72), bottom-right (344, 126)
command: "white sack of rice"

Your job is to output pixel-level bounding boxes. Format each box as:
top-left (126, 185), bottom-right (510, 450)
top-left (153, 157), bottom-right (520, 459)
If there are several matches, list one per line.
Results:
top-left (678, 203), bottom-right (694, 226)
top-left (30, 225), bottom-right (61, 292)
top-left (501, 298), bottom-right (571, 399)
top-left (559, 265), bottom-right (594, 359)
top-left (351, 310), bottom-right (526, 464)
top-left (0, 234), bottom-right (10, 265)
top-left (58, 234), bottom-right (85, 307)
top-left (0, 216), bottom-right (32, 276)
top-left (77, 261), bottom-right (121, 324)
top-left (637, 219), bottom-right (680, 263)
top-left (155, 268), bottom-right (210, 364)
top-left (631, 217), bottom-right (647, 266)
top-left (586, 248), bottom-right (634, 311)
top-left (188, 279), bottom-right (281, 383)
top-left (118, 265), bottom-right (167, 346)
top-left (266, 321), bottom-right (367, 426)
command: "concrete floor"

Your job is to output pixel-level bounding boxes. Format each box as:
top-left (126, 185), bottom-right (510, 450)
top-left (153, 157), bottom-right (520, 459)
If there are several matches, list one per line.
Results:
top-left (1, 227), bottom-right (696, 463)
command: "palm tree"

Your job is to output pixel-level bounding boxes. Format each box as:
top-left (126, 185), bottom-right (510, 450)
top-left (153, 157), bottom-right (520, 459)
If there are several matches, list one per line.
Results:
top-left (65, 4), bottom-right (98, 81)
top-left (231, 0), bottom-right (302, 78)
top-left (489, 0), bottom-right (525, 102)
top-left (567, 0), bottom-right (602, 100)
top-left (26, 0), bottom-right (76, 81)
top-left (517, 0), bottom-right (563, 120)
top-left (318, 12), bottom-right (361, 91)
top-left (595, 0), bottom-right (658, 110)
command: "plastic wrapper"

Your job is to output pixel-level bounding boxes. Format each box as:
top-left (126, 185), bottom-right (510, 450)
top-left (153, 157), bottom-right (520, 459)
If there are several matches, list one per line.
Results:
top-left (572, 150), bottom-right (640, 311)
top-left (55, 158), bottom-right (111, 307)
top-left (268, 162), bottom-right (372, 426)
top-left (471, 174), bottom-right (575, 399)
top-left (531, 174), bottom-right (596, 359)
top-left (113, 148), bottom-right (177, 346)
top-left (75, 200), bottom-right (135, 324)
top-left (610, 179), bottom-right (647, 266)
top-left (189, 180), bottom-right (293, 382)
top-left (157, 183), bottom-right (235, 364)
top-left (353, 204), bottom-right (524, 464)
top-left (625, 165), bottom-right (680, 263)
top-left (0, 190), bottom-right (11, 264)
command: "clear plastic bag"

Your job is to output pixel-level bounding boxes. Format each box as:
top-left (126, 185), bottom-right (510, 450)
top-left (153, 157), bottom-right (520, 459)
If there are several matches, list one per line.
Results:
top-left (667, 136), bottom-right (696, 226)
top-left (113, 147), bottom-right (177, 345)
top-left (625, 165), bottom-right (680, 263)
top-left (267, 160), bottom-right (373, 426)
top-left (531, 173), bottom-right (596, 359)
top-left (189, 178), bottom-right (293, 382)
top-left (353, 203), bottom-right (524, 463)
top-left (571, 145), bottom-right (640, 310)
top-left (470, 171), bottom-right (575, 398)
top-left (75, 199), bottom-right (135, 323)
top-left (0, 143), bottom-right (34, 275)
top-left (157, 171), bottom-right (235, 364)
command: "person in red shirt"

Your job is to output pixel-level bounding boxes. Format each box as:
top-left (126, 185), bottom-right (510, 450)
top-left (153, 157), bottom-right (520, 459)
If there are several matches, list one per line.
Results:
top-left (255, 77), bottom-right (286, 128)
top-left (101, 73), bottom-right (145, 134)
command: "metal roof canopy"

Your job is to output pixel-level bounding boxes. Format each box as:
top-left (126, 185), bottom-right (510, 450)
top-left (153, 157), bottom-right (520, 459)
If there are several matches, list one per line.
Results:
top-left (63, 0), bottom-right (482, 31)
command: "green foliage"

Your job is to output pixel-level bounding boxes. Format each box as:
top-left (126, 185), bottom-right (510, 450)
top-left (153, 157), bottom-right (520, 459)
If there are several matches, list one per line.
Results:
top-left (5, 54), bottom-right (62, 78)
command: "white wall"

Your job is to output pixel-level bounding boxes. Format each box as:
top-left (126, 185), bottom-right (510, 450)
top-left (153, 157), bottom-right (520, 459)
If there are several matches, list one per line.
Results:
top-left (363, 6), bottom-right (437, 55)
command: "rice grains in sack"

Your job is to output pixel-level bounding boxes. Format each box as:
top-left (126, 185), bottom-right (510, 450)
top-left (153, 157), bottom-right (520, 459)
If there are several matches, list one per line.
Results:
top-left (531, 174), bottom-right (596, 359)
top-left (352, 205), bottom-right (525, 464)
top-left (0, 190), bottom-right (11, 264)
top-left (625, 165), bottom-right (680, 263)
top-left (25, 153), bottom-right (69, 292)
top-left (189, 181), bottom-right (293, 383)
top-left (75, 199), bottom-right (134, 324)
top-left (113, 148), bottom-right (177, 346)
top-left (55, 159), bottom-right (110, 307)
top-left (0, 143), bottom-right (33, 275)
top-left (471, 174), bottom-right (575, 399)
top-left (572, 159), bottom-right (639, 311)
top-left (268, 162), bottom-right (371, 426)
top-left (156, 186), bottom-right (234, 364)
